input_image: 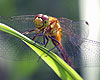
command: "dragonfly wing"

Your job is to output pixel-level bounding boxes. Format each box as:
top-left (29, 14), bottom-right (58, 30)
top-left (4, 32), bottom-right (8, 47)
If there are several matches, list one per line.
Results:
top-left (0, 15), bottom-right (35, 32)
top-left (58, 17), bottom-right (72, 27)
top-left (0, 15), bottom-right (37, 61)
top-left (80, 39), bottom-right (100, 67)
top-left (72, 21), bottom-right (89, 39)
top-left (0, 15), bottom-right (34, 22)
top-left (58, 17), bottom-right (89, 46)
top-left (0, 31), bottom-right (35, 61)
top-left (58, 17), bottom-right (100, 68)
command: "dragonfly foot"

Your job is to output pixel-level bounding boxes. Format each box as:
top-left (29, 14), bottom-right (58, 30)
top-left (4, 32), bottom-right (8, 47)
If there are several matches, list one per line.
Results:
top-left (45, 51), bottom-right (50, 57)
top-left (22, 32), bottom-right (30, 35)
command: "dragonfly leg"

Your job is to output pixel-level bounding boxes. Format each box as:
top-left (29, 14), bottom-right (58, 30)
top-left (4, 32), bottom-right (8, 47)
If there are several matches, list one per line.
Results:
top-left (33, 31), bottom-right (49, 47)
top-left (46, 36), bottom-right (60, 56)
top-left (22, 29), bottom-right (38, 35)
top-left (44, 36), bottom-right (49, 47)
top-left (33, 35), bottom-right (49, 62)
top-left (33, 34), bottom-right (46, 45)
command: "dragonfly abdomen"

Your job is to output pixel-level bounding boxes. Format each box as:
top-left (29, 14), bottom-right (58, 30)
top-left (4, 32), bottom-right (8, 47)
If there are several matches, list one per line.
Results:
top-left (52, 40), bottom-right (73, 68)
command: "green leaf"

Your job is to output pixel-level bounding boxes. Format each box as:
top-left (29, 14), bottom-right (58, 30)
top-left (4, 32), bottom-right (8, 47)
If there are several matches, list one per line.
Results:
top-left (0, 23), bottom-right (83, 80)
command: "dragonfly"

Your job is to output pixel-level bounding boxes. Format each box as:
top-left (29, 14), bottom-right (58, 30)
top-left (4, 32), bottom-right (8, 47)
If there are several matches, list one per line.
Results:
top-left (0, 14), bottom-right (100, 68)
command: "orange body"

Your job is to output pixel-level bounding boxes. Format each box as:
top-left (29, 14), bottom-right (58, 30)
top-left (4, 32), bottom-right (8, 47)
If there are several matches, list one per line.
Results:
top-left (45, 16), bottom-right (62, 44)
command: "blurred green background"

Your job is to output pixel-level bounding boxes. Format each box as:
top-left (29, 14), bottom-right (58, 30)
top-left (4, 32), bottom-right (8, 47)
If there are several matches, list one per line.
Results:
top-left (0, 0), bottom-right (79, 80)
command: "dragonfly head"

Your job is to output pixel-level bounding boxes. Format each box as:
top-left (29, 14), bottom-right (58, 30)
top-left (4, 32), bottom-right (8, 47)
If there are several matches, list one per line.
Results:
top-left (33, 14), bottom-right (49, 29)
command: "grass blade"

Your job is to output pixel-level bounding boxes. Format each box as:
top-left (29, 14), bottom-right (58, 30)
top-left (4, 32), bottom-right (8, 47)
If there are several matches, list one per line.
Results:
top-left (0, 23), bottom-right (83, 80)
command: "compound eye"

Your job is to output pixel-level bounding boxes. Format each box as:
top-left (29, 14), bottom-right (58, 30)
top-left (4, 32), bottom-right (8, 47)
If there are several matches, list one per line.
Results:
top-left (33, 14), bottom-right (49, 28)
top-left (33, 16), bottom-right (43, 28)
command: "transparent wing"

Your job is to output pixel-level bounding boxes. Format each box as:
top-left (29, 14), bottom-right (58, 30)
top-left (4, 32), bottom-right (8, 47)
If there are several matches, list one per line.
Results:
top-left (58, 17), bottom-right (89, 46)
top-left (80, 39), bottom-right (100, 67)
top-left (0, 15), bottom-right (37, 61)
top-left (58, 17), bottom-right (100, 68)
top-left (0, 31), bottom-right (36, 61)
top-left (0, 15), bottom-right (35, 32)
